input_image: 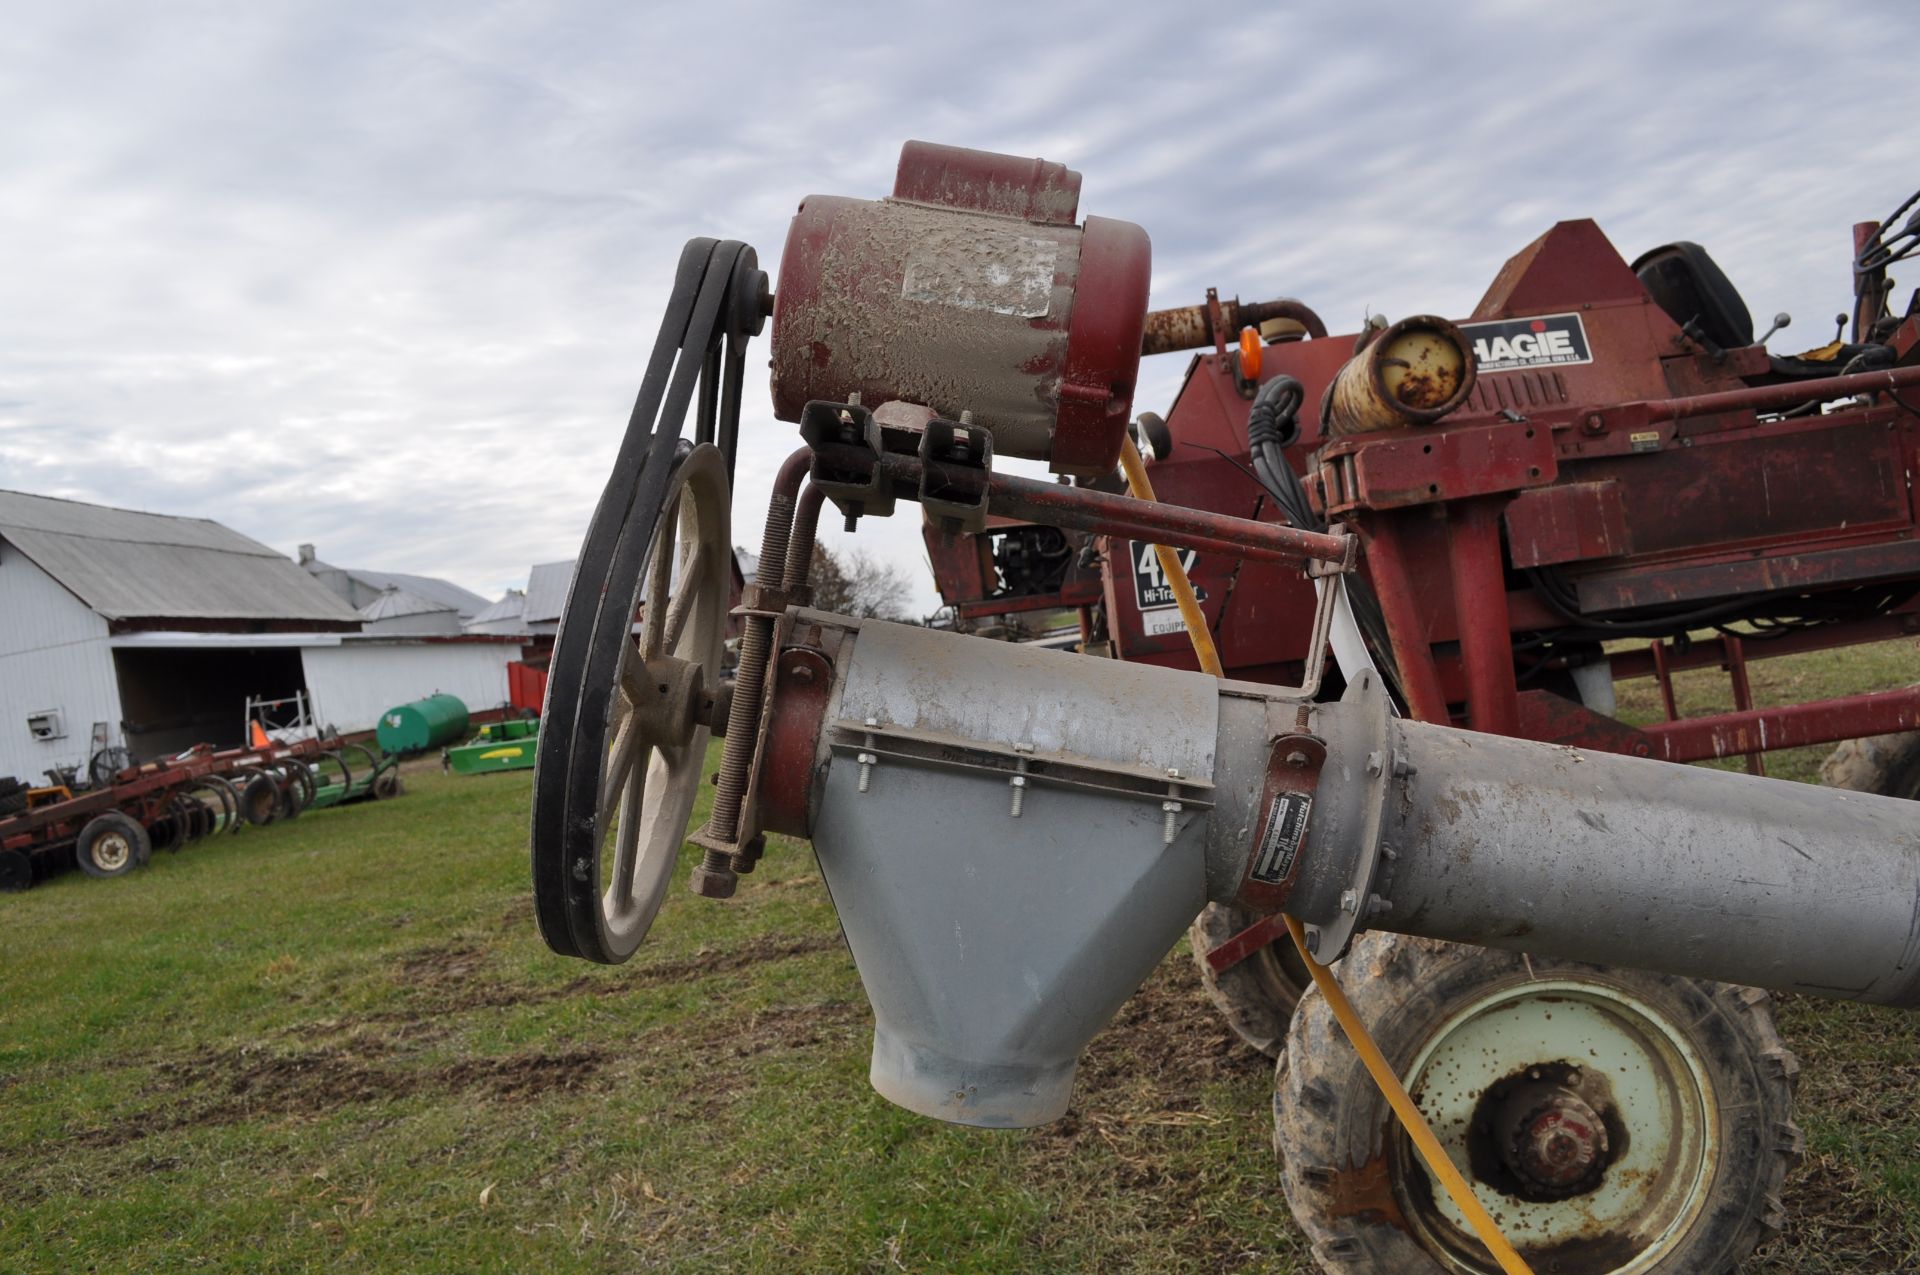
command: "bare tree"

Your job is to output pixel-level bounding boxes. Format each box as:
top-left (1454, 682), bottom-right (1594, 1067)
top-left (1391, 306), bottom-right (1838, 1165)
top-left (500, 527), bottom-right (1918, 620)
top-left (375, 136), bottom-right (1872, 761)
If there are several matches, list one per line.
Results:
top-left (808, 545), bottom-right (913, 619)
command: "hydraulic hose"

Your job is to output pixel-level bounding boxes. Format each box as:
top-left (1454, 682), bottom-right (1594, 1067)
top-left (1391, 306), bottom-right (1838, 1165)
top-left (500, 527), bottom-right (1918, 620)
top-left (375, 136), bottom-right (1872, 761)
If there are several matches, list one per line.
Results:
top-left (1117, 435), bottom-right (1534, 1275)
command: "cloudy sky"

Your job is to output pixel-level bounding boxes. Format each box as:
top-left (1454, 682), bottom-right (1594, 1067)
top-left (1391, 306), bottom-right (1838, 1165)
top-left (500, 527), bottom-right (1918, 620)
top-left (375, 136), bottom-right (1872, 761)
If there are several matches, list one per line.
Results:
top-left (4, 2), bottom-right (1914, 614)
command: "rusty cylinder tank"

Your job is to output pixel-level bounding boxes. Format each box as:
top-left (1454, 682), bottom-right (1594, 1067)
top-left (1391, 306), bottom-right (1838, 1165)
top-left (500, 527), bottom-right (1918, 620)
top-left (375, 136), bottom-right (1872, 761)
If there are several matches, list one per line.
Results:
top-left (769, 141), bottom-right (1152, 478)
top-left (1324, 314), bottom-right (1476, 435)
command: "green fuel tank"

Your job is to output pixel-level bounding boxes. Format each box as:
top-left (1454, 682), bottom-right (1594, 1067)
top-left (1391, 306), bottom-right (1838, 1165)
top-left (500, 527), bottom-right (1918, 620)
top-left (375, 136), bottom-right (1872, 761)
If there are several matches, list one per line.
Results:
top-left (375, 693), bottom-right (470, 755)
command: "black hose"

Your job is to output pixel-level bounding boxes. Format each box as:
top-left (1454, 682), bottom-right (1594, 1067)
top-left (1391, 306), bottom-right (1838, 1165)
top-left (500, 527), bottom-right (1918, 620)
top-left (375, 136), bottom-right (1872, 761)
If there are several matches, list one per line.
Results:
top-left (1246, 376), bottom-right (1319, 532)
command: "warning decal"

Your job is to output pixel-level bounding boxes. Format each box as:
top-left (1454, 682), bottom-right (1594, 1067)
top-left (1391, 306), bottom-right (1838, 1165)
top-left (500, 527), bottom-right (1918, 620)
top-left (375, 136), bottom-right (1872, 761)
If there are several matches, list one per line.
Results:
top-left (1250, 791), bottom-right (1313, 885)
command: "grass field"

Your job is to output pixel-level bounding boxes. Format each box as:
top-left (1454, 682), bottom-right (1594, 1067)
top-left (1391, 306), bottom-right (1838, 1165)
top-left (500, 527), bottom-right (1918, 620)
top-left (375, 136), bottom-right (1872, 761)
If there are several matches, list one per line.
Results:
top-left (4, 638), bottom-right (1919, 1272)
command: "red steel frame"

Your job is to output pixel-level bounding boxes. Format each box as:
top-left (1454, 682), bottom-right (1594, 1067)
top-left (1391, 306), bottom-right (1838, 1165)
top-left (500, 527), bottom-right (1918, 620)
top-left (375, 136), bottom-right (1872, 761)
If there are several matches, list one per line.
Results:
top-left (918, 214), bottom-right (1920, 982)
top-left (1, 737), bottom-right (333, 856)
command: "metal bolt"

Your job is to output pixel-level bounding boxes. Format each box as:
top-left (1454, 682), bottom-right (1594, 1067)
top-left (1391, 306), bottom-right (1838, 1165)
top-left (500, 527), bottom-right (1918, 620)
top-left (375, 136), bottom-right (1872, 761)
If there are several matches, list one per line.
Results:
top-left (1367, 893), bottom-right (1392, 917)
top-left (1365, 751), bottom-right (1385, 777)
top-left (1392, 755), bottom-right (1415, 779)
top-left (1340, 888), bottom-right (1359, 914)
top-left (1286, 750), bottom-right (1309, 769)
top-left (790, 663), bottom-right (814, 684)
top-left (857, 717), bottom-right (878, 794)
top-left (1161, 768), bottom-right (1183, 845)
top-left (1010, 742), bottom-right (1033, 817)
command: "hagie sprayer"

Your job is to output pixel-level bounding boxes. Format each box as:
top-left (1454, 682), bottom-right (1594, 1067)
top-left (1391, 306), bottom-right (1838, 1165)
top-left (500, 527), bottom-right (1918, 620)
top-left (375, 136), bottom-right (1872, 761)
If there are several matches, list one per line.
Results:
top-left (529, 142), bottom-right (1920, 1273)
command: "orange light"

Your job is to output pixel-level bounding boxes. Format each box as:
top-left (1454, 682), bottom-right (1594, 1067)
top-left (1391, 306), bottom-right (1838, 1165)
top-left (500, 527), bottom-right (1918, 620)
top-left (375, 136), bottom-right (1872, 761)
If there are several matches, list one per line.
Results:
top-left (1238, 325), bottom-right (1262, 380)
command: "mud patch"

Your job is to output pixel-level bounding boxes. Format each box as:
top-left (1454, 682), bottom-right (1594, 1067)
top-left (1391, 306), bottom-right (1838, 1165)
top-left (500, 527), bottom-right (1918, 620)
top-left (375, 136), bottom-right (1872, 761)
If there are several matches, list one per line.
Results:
top-left (1073, 954), bottom-right (1266, 1107)
top-left (398, 944), bottom-right (488, 985)
top-left (70, 1044), bottom-right (611, 1150)
top-left (432, 1048), bottom-right (609, 1102)
top-left (611, 933), bottom-right (846, 990)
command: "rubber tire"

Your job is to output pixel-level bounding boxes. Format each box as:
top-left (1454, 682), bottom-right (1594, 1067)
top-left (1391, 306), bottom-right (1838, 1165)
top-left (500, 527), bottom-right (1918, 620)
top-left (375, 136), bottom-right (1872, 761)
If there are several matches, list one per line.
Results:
top-left (1821, 725), bottom-right (1920, 799)
top-left (75, 812), bottom-right (151, 879)
top-left (372, 769), bottom-right (402, 800)
top-left (1188, 902), bottom-right (1311, 1058)
top-left (1274, 933), bottom-right (1801, 1274)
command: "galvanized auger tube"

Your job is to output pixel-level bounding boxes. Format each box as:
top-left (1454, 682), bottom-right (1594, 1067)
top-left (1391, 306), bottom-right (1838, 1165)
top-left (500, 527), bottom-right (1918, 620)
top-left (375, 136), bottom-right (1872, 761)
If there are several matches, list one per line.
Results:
top-left (753, 613), bottom-right (1920, 1129)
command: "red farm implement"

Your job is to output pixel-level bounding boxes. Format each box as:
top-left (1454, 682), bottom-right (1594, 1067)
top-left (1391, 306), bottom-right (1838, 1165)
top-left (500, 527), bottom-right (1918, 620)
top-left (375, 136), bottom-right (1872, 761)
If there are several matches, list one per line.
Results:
top-left (528, 143), bottom-right (1920, 1273)
top-left (0, 735), bottom-right (399, 890)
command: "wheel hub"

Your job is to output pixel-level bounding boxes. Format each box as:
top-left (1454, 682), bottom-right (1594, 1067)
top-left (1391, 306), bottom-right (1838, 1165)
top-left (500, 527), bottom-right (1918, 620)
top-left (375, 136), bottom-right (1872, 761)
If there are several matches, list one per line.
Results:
top-left (96, 832), bottom-right (130, 870)
top-left (632, 654), bottom-right (707, 743)
top-left (1492, 1076), bottom-right (1611, 1196)
top-left (1396, 979), bottom-right (1718, 1272)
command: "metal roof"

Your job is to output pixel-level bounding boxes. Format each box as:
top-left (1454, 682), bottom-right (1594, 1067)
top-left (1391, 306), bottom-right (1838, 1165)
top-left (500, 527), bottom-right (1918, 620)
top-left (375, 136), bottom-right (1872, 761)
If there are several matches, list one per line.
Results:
top-left (465, 588), bottom-right (529, 633)
top-left (0, 489), bottom-right (361, 624)
top-left (522, 559), bottom-right (575, 624)
top-left (358, 587), bottom-right (457, 622)
top-left (305, 558), bottom-right (490, 618)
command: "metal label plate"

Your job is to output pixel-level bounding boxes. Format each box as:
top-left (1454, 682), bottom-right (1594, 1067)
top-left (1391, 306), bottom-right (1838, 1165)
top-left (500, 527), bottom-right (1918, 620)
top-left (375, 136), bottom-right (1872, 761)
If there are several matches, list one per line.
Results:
top-left (1251, 791), bottom-right (1313, 885)
top-left (1128, 540), bottom-right (1206, 613)
top-left (901, 232), bottom-right (1058, 318)
top-left (1460, 312), bottom-right (1594, 372)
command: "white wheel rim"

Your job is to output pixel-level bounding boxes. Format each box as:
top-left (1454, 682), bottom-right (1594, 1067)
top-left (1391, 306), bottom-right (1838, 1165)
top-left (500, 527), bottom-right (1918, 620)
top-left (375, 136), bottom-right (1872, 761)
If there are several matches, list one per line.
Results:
top-left (594, 444), bottom-right (730, 959)
top-left (1393, 978), bottom-right (1717, 1274)
top-left (95, 832), bottom-right (131, 871)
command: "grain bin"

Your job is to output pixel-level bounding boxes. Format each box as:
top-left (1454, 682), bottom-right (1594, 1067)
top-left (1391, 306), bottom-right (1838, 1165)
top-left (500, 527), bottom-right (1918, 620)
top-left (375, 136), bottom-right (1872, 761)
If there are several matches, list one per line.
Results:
top-left (375, 694), bottom-right (470, 755)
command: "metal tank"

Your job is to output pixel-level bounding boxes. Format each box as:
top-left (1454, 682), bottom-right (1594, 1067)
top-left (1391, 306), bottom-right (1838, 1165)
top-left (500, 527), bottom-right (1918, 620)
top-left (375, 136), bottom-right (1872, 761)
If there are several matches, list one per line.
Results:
top-left (374, 693), bottom-right (469, 755)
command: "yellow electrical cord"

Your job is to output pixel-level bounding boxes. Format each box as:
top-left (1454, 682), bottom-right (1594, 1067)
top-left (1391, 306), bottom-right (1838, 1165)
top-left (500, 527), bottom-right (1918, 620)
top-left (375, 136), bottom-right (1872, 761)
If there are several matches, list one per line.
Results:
top-left (1117, 437), bottom-right (1534, 1275)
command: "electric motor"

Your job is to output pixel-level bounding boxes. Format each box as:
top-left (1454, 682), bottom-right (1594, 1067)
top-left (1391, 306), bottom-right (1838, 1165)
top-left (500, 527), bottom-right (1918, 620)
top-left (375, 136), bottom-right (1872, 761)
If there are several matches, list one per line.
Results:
top-left (769, 141), bottom-right (1151, 477)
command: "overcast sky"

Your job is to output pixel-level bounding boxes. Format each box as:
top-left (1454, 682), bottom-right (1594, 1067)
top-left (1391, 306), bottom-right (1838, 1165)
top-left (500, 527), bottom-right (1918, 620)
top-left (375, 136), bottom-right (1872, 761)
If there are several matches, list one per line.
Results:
top-left (4, 2), bottom-right (1915, 615)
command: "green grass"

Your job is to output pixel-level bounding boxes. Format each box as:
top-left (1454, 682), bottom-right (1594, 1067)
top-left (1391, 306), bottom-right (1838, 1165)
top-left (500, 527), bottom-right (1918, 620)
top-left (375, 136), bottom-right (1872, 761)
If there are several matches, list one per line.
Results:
top-left (1610, 627), bottom-right (1919, 784)
top-left (5, 632), bottom-right (1919, 1272)
top-left (0, 758), bottom-right (1305, 1272)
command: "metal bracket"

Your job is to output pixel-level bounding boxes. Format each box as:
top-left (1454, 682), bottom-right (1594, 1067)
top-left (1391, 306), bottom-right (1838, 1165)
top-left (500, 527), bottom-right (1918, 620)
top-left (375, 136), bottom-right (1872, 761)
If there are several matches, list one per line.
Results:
top-left (799, 399), bottom-right (895, 520)
top-left (918, 415), bottom-right (994, 534)
top-left (825, 719), bottom-right (1213, 818)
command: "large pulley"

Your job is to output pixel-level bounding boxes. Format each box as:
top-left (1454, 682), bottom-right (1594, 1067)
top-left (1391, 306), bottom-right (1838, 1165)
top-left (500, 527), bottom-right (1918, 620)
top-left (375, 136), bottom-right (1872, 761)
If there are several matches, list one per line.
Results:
top-left (531, 237), bottom-right (766, 964)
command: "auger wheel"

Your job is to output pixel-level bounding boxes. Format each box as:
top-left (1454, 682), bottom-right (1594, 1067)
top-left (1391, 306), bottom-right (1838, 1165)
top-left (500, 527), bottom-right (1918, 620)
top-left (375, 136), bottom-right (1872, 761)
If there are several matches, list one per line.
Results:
top-left (532, 442), bottom-right (731, 963)
top-left (1274, 934), bottom-right (1801, 1274)
top-left (530, 235), bottom-right (766, 966)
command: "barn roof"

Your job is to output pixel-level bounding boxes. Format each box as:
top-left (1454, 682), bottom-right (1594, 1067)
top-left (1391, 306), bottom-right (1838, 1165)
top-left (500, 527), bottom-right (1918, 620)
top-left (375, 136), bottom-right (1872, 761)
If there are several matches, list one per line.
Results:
top-left (465, 588), bottom-right (529, 631)
top-left (522, 559), bottom-right (575, 624)
top-left (357, 586), bottom-right (457, 622)
top-left (0, 489), bottom-right (361, 625)
top-left (301, 552), bottom-right (490, 618)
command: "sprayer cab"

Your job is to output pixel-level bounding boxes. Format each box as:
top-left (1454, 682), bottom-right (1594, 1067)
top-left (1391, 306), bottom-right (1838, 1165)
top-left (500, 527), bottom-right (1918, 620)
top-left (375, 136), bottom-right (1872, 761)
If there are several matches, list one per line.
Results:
top-left (530, 141), bottom-right (1920, 1136)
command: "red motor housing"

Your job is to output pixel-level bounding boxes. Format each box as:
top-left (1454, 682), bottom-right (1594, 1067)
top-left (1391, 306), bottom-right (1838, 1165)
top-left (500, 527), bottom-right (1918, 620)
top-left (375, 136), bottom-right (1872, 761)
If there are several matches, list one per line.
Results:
top-left (770, 141), bottom-right (1151, 478)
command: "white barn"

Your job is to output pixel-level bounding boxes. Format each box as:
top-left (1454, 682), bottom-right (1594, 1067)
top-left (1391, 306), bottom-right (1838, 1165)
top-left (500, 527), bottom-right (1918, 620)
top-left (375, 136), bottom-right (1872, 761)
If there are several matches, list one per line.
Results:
top-left (0, 490), bottom-right (516, 785)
